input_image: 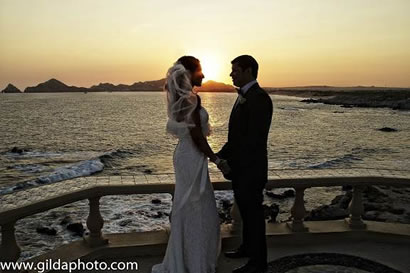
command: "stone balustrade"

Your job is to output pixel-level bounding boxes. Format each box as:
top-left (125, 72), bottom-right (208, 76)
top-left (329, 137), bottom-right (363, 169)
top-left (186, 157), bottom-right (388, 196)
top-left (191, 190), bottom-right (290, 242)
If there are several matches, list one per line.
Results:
top-left (0, 168), bottom-right (409, 263)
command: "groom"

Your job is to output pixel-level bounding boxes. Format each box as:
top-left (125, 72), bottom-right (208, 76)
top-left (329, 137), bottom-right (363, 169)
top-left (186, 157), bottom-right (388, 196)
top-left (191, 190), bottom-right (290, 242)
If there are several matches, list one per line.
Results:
top-left (216, 55), bottom-right (273, 273)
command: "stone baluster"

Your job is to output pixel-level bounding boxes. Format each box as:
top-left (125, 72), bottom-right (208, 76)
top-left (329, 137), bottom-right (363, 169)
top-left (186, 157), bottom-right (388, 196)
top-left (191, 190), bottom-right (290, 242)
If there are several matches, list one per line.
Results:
top-left (230, 200), bottom-right (242, 235)
top-left (83, 196), bottom-right (108, 247)
top-left (0, 221), bottom-right (21, 263)
top-left (345, 185), bottom-right (367, 229)
top-left (287, 186), bottom-right (309, 232)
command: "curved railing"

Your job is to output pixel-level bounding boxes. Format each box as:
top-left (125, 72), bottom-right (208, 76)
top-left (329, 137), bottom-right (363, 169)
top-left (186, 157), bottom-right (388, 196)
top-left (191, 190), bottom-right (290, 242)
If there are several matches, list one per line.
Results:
top-left (0, 168), bottom-right (409, 263)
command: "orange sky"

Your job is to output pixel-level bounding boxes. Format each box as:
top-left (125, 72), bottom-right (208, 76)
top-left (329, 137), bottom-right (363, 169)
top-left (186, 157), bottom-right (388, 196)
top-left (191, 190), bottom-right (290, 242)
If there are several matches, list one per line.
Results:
top-left (1, 0), bottom-right (410, 90)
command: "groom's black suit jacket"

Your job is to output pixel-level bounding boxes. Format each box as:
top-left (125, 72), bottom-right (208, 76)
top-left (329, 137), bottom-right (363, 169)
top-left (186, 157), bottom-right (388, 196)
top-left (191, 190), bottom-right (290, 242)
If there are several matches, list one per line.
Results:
top-left (217, 82), bottom-right (273, 184)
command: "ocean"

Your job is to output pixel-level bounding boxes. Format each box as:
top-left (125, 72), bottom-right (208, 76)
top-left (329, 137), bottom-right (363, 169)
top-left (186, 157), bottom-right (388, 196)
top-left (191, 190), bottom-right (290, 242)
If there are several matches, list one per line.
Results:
top-left (0, 91), bottom-right (409, 259)
top-left (1, 91), bottom-right (409, 193)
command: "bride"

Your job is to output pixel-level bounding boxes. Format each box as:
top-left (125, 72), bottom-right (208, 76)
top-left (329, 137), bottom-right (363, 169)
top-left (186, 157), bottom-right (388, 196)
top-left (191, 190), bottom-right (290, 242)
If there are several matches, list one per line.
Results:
top-left (151, 56), bottom-right (228, 273)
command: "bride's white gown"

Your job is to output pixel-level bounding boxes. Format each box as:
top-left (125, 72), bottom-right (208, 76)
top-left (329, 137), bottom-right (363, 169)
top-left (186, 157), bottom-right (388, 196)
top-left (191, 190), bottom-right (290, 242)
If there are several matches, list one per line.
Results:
top-left (151, 106), bottom-right (222, 273)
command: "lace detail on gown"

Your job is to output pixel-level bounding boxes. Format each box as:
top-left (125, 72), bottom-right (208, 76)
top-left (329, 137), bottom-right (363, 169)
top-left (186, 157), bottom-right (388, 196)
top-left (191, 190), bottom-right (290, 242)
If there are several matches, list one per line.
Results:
top-left (151, 107), bottom-right (221, 273)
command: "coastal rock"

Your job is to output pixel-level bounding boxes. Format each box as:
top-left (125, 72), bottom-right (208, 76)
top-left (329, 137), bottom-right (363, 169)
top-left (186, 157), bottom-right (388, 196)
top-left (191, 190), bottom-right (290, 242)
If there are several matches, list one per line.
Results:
top-left (59, 215), bottom-right (73, 225)
top-left (19, 78), bottom-right (234, 93)
top-left (363, 202), bottom-right (382, 211)
top-left (307, 185), bottom-right (410, 224)
top-left (218, 199), bottom-right (233, 223)
top-left (330, 191), bottom-right (352, 209)
top-left (362, 185), bottom-right (388, 202)
top-left (283, 189), bottom-right (295, 197)
top-left (265, 191), bottom-right (286, 199)
top-left (318, 92), bottom-right (410, 110)
top-left (265, 189), bottom-right (295, 199)
top-left (152, 211), bottom-right (164, 218)
top-left (342, 185), bottom-right (353, 191)
top-left (217, 199), bottom-right (280, 223)
top-left (221, 199), bottom-right (232, 210)
top-left (297, 88), bottom-right (410, 110)
top-left (378, 127), bottom-right (398, 132)
top-left (10, 146), bottom-right (28, 154)
top-left (24, 78), bottom-right (88, 93)
top-left (118, 219), bottom-right (132, 227)
top-left (305, 205), bottom-right (349, 221)
top-left (392, 98), bottom-right (410, 110)
top-left (1, 83), bottom-right (22, 93)
top-left (151, 198), bottom-right (162, 204)
top-left (124, 210), bottom-right (134, 215)
top-left (90, 79), bottom-right (166, 91)
top-left (387, 207), bottom-right (405, 215)
top-left (36, 226), bottom-right (57, 236)
top-left (195, 80), bottom-right (235, 92)
top-left (66, 222), bottom-right (84, 236)
top-left (112, 213), bottom-right (123, 220)
top-left (263, 203), bottom-right (280, 223)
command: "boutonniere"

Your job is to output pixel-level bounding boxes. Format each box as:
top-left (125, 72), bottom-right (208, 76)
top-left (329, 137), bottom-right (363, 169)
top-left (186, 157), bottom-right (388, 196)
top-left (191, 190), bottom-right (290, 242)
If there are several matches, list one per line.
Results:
top-left (238, 94), bottom-right (247, 104)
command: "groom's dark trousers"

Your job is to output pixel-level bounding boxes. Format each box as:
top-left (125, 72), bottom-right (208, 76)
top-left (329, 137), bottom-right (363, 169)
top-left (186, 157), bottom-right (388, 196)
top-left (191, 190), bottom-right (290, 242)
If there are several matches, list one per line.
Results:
top-left (217, 82), bottom-right (273, 266)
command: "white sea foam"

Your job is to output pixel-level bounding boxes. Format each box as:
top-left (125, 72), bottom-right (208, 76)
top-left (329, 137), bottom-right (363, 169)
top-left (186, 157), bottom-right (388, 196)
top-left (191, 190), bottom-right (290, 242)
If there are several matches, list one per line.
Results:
top-left (0, 150), bottom-right (126, 195)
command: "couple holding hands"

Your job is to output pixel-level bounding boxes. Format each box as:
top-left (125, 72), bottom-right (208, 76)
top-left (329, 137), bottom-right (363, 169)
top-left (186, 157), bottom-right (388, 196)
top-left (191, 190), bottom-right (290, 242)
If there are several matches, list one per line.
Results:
top-left (152, 54), bottom-right (273, 273)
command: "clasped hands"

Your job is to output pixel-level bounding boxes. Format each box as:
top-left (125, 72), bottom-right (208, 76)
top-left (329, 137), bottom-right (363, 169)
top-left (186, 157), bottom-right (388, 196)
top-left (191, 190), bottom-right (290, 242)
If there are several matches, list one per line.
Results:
top-left (213, 156), bottom-right (231, 175)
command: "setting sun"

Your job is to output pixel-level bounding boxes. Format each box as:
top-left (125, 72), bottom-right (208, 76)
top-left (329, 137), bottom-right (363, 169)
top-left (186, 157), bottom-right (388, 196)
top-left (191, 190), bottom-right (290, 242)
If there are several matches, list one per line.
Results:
top-left (200, 55), bottom-right (221, 81)
top-left (185, 51), bottom-right (226, 82)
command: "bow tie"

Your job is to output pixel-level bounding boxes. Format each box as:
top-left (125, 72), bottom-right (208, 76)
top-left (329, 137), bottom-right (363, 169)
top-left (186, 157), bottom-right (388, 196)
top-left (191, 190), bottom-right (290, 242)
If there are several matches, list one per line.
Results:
top-left (235, 87), bottom-right (243, 95)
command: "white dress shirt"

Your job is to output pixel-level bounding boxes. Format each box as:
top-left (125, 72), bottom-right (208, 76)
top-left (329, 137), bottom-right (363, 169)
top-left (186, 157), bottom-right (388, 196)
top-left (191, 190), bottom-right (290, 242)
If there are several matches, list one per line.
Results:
top-left (239, 79), bottom-right (258, 95)
top-left (234, 80), bottom-right (258, 108)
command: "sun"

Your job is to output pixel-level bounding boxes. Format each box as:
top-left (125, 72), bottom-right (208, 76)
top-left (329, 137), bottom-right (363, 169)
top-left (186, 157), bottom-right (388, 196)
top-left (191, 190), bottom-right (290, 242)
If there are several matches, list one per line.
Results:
top-left (183, 50), bottom-right (227, 82)
top-left (199, 54), bottom-right (221, 81)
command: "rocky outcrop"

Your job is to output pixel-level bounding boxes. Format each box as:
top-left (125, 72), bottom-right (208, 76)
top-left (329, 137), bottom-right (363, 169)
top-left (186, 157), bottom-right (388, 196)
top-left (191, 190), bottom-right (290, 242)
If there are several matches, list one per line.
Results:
top-left (90, 79), bottom-right (166, 91)
top-left (195, 80), bottom-right (235, 92)
top-left (18, 78), bottom-right (234, 93)
top-left (129, 79), bottom-right (166, 91)
top-left (1, 83), bottom-right (22, 93)
top-left (36, 226), bottom-right (57, 236)
top-left (217, 198), bottom-right (280, 224)
top-left (378, 127), bottom-right (398, 132)
top-left (265, 189), bottom-right (295, 199)
top-left (10, 146), bottom-right (29, 154)
top-left (305, 185), bottom-right (410, 224)
top-left (24, 78), bottom-right (88, 93)
top-left (66, 222), bottom-right (85, 236)
top-left (300, 91), bottom-right (410, 110)
top-left (305, 191), bottom-right (352, 221)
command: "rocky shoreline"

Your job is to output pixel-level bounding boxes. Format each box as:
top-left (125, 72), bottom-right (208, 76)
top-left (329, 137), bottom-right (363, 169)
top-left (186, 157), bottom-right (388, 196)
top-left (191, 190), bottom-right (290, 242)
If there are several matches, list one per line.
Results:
top-left (1, 78), bottom-right (234, 93)
top-left (300, 91), bottom-right (410, 110)
top-left (216, 185), bottom-right (410, 225)
top-left (304, 185), bottom-right (410, 224)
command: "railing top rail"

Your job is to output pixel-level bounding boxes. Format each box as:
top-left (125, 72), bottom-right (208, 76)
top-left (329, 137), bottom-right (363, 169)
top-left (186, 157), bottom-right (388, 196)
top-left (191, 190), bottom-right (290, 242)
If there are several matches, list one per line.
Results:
top-left (0, 168), bottom-right (409, 225)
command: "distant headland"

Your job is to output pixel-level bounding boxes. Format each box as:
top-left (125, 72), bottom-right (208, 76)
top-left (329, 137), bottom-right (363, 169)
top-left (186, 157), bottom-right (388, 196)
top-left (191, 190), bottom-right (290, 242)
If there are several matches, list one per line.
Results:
top-left (1, 79), bottom-right (409, 110)
top-left (0, 78), bottom-right (235, 93)
top-left (266, 86), bottom-right (410, 110)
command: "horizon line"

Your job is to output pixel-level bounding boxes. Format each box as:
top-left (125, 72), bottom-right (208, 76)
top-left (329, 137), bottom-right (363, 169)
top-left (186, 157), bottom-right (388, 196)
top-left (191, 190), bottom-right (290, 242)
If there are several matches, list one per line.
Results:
top-left (2, 78), bottom-right (410, 91)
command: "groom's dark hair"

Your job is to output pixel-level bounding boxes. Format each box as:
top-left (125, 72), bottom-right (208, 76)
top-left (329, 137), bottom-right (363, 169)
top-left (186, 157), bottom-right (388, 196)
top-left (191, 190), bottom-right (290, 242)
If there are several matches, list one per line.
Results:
top-left (231, 55), bottom-right (259, 79)
top-left (177, 56), bottom-right (200, 73)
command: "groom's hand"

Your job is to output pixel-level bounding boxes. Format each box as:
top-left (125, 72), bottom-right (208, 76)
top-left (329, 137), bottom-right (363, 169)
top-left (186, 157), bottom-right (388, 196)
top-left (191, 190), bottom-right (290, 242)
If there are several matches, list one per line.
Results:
top-left (217, 159), bottom-right (231, 175)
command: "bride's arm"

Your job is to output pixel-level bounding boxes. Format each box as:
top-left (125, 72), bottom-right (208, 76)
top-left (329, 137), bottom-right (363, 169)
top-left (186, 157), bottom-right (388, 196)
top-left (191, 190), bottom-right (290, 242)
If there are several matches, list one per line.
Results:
top-left (189, 108), bottom-right (219, 164)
